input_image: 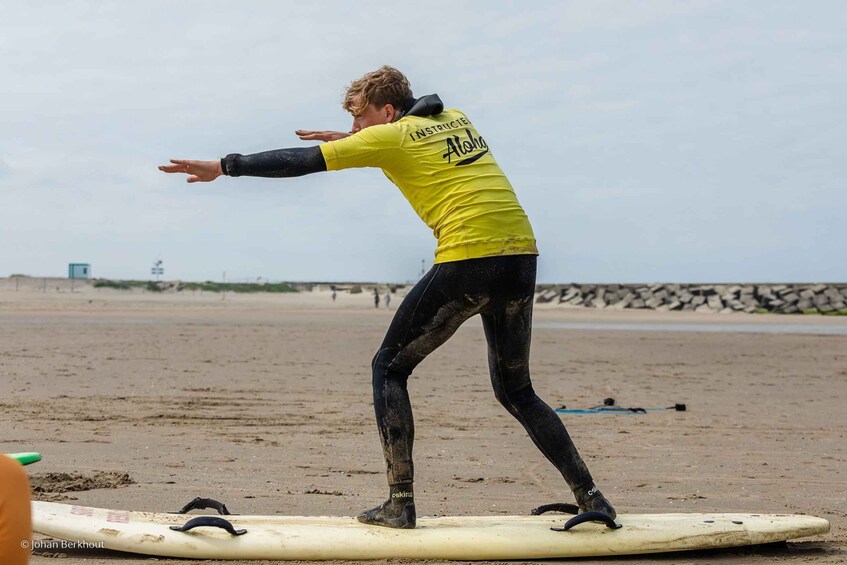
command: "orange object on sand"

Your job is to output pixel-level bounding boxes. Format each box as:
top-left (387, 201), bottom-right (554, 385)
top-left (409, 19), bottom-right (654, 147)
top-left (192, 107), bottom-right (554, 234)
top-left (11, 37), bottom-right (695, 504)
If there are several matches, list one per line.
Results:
top-left (0, 455), bottom-right (31, 565)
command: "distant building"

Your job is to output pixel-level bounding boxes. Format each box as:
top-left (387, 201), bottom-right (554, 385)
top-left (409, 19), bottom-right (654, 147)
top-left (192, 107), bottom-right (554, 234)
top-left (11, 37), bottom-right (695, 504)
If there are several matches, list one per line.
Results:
top-left (68, 263), bottom-right (91, 279)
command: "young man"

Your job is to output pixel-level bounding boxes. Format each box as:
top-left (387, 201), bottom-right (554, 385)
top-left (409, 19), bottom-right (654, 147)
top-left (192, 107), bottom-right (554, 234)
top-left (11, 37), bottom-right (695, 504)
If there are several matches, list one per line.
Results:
top-left (160, 66), bottom-right (615, 528)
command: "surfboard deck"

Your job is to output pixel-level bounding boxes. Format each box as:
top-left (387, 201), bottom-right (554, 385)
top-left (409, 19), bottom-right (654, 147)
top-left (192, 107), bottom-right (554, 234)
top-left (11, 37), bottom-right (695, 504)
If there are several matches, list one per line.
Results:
top-left (4, 452), bottom-right (42, 466)
top-left (31, 501), bottom-right (829, 560)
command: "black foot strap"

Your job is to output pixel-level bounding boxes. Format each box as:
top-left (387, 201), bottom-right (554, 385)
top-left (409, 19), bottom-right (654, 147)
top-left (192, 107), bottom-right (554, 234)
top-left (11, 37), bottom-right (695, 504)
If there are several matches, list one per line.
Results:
top-left (170, 516), bottom-right (246, 536)
top-left (552, 511), bottom-right (621, 531)
top-left (531, 503), bottom-right (580, 515)
top-left (173, 497), bottom-right (232, 515)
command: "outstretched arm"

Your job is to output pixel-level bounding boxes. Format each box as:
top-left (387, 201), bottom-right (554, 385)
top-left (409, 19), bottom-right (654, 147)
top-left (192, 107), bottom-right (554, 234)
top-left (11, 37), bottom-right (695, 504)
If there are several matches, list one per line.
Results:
top-left (221, 146), bottom-right (327, 178)
top-left (159, 146), bottom-right (327, 182)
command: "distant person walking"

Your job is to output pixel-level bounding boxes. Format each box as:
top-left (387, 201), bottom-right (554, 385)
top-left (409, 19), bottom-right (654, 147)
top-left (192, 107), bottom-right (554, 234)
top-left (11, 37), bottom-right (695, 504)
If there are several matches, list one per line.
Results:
top-left (373, 288), bottom-right (380, 309)
top-left (384, 291), bottom-right (391, 309)
top-left (160, 65), bottom-right (614, 530)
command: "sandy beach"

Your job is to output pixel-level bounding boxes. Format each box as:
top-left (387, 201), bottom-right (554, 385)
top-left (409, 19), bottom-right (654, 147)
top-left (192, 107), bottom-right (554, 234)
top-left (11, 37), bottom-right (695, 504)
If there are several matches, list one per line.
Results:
top-left (1, 285), bottom-right (844, 564)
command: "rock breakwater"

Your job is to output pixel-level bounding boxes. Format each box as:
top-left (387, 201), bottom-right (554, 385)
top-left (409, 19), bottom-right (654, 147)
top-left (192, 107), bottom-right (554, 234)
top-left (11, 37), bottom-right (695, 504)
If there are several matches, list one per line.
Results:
top-left (535, 283), bottom-right (847, 314)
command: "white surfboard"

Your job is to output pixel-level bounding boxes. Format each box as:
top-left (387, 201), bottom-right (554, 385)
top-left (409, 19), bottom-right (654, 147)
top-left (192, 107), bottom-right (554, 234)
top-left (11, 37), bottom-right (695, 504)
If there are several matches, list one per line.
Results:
top-left (31, 501), bottom-right (829, 560)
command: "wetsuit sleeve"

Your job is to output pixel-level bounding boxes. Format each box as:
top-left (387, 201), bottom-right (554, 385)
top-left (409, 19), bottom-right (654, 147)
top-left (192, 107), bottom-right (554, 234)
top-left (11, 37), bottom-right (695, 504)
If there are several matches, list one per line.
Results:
top-left (220, 146), bottom-right (326, 178)
top-left (319, 124), bottom-right (403, 171)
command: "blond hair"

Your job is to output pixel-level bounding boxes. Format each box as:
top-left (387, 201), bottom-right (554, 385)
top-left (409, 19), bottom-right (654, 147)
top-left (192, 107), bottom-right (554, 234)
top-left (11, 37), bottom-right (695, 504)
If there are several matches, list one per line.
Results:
top-left (343, 66), bottom-right (413, 116)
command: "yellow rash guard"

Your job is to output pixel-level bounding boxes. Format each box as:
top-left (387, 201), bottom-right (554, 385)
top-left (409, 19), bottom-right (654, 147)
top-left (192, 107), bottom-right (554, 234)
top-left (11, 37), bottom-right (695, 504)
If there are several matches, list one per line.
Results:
top-left (319, 109), bottom-right (538, 264)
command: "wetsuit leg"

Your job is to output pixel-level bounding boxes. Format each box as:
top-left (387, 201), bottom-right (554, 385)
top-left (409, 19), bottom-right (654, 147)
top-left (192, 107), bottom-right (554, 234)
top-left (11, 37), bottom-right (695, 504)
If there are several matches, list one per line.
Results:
top-left (361, 262), bottom-right (488, 528)
top-left (370, 263), bottom-right (485, 485)
top-left (479, 256), bottom-right (616, 518)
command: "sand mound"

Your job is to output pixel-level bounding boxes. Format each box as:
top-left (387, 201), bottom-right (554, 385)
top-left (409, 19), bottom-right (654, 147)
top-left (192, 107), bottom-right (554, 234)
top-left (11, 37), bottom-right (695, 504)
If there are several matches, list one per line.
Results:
top-left (30, 471), bottom-right (134, 501)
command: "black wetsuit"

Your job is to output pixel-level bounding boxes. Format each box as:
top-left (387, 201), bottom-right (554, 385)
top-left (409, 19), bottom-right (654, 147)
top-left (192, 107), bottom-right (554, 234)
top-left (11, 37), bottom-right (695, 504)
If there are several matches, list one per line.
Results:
top-left (219, 97), bottom-right (613, 525)
top-left (371, 255), bottom-right (593, 492)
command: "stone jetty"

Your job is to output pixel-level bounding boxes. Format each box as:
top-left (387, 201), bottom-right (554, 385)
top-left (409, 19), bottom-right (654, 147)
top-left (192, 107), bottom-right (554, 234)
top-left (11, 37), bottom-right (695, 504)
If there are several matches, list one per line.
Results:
top-left (535, 283), bottom-right (847, 314)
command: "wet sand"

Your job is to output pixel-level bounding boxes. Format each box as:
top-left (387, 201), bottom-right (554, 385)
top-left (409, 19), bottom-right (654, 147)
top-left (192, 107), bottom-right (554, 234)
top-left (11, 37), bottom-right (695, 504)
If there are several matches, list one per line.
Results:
top-left (1, 287), bottom-right (844, 564)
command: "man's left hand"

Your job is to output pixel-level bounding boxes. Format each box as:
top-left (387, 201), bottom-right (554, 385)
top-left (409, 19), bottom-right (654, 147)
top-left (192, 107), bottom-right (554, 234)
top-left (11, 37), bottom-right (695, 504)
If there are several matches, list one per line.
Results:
top-left (296, 130), bottom-right (350, 142)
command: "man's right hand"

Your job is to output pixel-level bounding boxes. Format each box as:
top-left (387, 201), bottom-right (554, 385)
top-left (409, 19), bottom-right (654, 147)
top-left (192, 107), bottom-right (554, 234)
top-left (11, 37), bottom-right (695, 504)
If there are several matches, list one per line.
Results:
top-left (158, 159), bottom-right (222, 183)
top-left (295, 130), bottom-right (351, 142)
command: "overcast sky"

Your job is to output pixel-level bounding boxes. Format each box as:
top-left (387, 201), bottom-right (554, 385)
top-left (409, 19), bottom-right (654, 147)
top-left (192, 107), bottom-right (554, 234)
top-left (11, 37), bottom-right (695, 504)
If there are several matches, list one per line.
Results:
top-left (2, 1), bottom-right (844, 284)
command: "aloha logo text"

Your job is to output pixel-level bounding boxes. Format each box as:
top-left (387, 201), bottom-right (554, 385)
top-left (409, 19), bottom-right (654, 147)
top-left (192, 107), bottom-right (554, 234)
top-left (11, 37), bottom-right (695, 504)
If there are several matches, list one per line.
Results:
top-left (442, 129), bottom-right (489, 166)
